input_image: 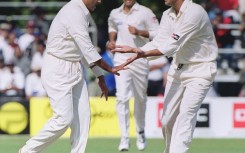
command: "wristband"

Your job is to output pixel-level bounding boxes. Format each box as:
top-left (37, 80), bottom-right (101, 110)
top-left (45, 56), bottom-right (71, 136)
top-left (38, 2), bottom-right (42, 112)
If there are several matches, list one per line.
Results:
top-left (91, 65), bottom-right (104, 78)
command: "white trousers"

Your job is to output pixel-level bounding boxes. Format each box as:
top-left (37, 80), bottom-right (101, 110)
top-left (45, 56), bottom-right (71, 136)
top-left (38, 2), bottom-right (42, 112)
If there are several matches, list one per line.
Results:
top-left (162, 78), bottom-right (212, 153)
top-left (115, 61), bottom-right (148, 138)
top-left (21, 54), bottom-right (90, 153)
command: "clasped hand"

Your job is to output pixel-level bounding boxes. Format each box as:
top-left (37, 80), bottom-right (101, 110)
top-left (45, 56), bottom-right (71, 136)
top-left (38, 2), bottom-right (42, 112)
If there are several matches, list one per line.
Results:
top-left (111, 45), bottom-right (145, 67)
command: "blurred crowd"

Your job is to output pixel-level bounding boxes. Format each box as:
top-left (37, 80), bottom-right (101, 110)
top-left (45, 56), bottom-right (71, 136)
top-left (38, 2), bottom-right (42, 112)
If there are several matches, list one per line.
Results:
top-left (1, 0), bottom-right (245, 99)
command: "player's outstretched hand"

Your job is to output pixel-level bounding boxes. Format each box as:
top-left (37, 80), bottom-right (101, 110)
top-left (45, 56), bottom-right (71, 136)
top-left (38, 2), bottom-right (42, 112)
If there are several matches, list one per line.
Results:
top-left (110, 64), bottom-right (128, 76)
top-left (98, 75), bottom-right (108, 101)
top-left (116, 49), bottom-right (145, 68)
top-left (111, 45), bottom-right (136, 53)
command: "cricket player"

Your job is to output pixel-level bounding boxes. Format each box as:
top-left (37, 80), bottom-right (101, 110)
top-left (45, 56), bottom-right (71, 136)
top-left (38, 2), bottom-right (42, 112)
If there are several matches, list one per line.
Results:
top-left (112, 0), bottom-right (218, 153)
top-left (108, 0), bottom-right (159, 151)
top-left (19, 0), bottom-right (126, 153)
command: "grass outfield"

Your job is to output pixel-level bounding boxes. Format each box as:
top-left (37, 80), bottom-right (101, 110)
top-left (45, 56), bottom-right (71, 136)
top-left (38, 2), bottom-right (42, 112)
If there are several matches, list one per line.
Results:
top-left (0, 135), bottom-right (245, 153)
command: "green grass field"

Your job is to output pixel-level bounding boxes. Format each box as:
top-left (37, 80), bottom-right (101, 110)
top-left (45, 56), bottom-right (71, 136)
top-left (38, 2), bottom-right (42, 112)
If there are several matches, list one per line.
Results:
top-left (0, 135), bottom-right (245, 153)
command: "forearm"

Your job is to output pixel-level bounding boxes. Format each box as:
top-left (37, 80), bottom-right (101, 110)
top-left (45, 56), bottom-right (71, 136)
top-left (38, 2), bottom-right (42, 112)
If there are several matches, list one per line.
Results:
top-left (137, 30), bottom-right (149, 38)
top-left (109, 32), bottom-right (117, 42)
top-left (94, 59), bottom-right (113, 73)
top-left (136, 48), bottom-right (163, 58)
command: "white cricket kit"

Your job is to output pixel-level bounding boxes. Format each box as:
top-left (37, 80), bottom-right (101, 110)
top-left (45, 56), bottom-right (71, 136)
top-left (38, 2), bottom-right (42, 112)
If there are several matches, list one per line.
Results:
top-left (108, 3), bottom-right (159, 139)
top-left (25, 73), bottom-right (47, 97)
top-left (141, 0), bottom-right (218, 153)
top-left (21, 0), bottom-right (103, 153)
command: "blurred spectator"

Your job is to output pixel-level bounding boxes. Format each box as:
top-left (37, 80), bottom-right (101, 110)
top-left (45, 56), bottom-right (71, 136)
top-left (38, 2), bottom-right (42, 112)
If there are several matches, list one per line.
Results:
top-left (0, 58), bottom-right (5, 83)
top-left (147, 56), bottom-right (168, 96)
top-left (18, 20), bottom-right (35, 53)
top-left (238, 55), bottom-right (245, 97)
top-left (31, 40), bottom-right (45, 70)
top-left (0, 22), bottom-right (15, 65)
top-left (209, 0), bottom-right (239, 12)
top-left (7, 31), bottom-right (32, 75)
top-left (240, 13), bottom-right (245, 48)
top-left (212, 10), bottom-right (235, 48)
top-left (33, 7), bottom-right (50, 37)
top-left (101, 42), bottom-right (116, 96)
top-left (0, 60), bottom-right (25, 96)
top-left (25, 59), bottom-right (46, 100)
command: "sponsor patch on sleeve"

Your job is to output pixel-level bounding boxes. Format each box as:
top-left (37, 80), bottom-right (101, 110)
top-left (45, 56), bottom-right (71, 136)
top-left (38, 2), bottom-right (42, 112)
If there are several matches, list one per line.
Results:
top-left (152, 16), bottom-right (158, 23)
top-left (171, 33), bottom-right (180, 40)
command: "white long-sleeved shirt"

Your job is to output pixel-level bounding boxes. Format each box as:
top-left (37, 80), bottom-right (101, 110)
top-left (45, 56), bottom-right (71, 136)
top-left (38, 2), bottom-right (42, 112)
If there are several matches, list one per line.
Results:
top-left (108, 2), bottom-right (159, 63)
top-left (141, 0), bottom-right (218, 64)
top-left (46, 0), bottom-right (101, 65)
top-left (141, 0), bottom-right (218, 82)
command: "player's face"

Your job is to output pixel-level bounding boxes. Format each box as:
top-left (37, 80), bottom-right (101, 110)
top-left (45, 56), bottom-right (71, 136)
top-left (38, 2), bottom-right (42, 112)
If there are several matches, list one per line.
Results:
top-left (123, 0), bottom-right (136, 8)
top-left (86, 0), bottom-right (101, 11)
top-left (164, 0), bottom-right (178, 6)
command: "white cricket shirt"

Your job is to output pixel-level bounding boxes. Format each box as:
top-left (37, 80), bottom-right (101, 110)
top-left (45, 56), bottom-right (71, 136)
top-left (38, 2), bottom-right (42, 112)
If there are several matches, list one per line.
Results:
top-left (45, 0), bottom-right (101, 64)
top-left (141, 0), bottom-right (218, 64)
top-left (108, 2), bottom-right (159, 63)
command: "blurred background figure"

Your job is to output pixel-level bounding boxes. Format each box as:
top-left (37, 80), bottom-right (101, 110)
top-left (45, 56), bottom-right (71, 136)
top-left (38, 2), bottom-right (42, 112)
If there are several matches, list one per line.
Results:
top-left (147, 56), bottom-right (168, 96)
top-left (238, 55), bottom-right (245, 97)
top-left (0, 60), bottom-right (25, 97)
top-left (32, 7), bottom-right (50, 37)
top-left (101, 41), bottom-right (116, 96)
top-left (0, 22), bottom-right (15, 66)
top-left (25, 57), bottom-right (46, 100)
top-left (31, 40), bottom-right (45, 71)
top-left (18, 20), bottom-right (36, 54)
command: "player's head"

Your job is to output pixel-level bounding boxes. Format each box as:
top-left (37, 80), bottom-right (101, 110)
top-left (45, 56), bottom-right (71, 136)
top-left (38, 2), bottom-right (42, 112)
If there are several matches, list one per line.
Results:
top-left (83, 0), bottom-right (101, 12)
top-left (164, 0), bottom-right (183, 7)
top-left (123, 0), bottom-right (136, 8)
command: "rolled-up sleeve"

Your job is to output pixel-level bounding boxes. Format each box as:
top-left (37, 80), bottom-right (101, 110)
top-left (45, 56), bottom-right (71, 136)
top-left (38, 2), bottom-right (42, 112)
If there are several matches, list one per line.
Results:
top-left (81, 56), bottom-right (104, 77)
top-left (140, 14), bottom-right (168, 52)
top-left (108, 11), bottom-right (118, 33)
top-left (144, 10), bottom-right (159, 40)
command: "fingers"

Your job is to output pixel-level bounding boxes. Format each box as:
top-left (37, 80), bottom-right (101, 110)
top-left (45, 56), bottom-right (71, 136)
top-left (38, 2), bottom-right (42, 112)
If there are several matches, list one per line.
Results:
top-left (111, 46), bottom-right (123, 53)
top-left (101, 91), bottom-right (108, 101)
top-left (114, 72), bottom-right (120, 76)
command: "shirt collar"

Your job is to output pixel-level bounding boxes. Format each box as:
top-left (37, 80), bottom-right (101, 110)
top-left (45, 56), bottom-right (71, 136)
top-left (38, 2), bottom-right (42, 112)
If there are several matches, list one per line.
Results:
top-left (168, 0), bottom-right (191, 19)
top-left (119, 2), bottom-right (140, 13)
top-left (72, 0), bottom-right (90, 20)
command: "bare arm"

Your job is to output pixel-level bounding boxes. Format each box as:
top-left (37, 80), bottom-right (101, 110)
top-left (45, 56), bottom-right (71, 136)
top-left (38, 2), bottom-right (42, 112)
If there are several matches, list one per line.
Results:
top-left (128, 25), bottom-right (149, 38)
top-left (93, 58), bottom-right (126, 76)
top-left (108, 32), bottom-right (117, 50)
top-left (111, 46), bottom-right (163, 67)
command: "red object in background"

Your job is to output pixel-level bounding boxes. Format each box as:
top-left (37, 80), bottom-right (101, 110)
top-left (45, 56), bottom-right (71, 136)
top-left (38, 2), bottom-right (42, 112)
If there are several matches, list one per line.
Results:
top-left (210, 0), bottom-right (239, 11)
top-left (157, 103), bottom-right (163, 128)
top-left (233, 103), bottom-right (245, 128)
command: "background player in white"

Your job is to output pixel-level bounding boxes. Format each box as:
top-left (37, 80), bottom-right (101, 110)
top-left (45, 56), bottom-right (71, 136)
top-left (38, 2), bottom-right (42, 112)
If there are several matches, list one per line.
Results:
top-left (19, 0), bottom-right (126, 153)
top-left (112, 0), bottom-right (218, 153)
top-left (108, 0), bottom-right (159, 151)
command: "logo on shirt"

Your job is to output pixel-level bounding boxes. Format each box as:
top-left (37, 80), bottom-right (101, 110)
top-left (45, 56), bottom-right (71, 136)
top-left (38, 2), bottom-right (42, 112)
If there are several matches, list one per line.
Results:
top-left (152, 16), bottom-right (158, 23)
top-left (171, 33), bottom-right (180, 40)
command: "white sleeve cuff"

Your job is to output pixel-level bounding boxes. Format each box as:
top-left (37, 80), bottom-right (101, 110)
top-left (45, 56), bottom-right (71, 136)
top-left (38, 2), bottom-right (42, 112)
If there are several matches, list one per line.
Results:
top-left (91, 66), bottom-right (104, 78)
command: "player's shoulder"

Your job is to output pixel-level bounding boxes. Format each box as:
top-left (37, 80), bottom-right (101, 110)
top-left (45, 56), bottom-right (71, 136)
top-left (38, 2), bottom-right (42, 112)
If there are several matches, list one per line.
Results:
top-left (162, 7), bottom-right (171, 17)
top-left (190, 2), bottom-right (206, 15)
top-left (138, 4), bottom-right (154, 13)
top-left (187, 2), bottom-right (209, 21)
top-left (110, 6), bottom-right (121, 15)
